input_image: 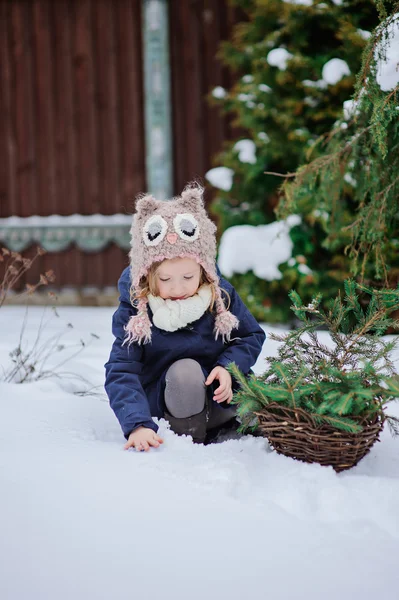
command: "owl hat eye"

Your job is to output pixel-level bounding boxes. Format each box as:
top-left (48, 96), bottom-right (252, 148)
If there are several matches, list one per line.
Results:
top-left (173, 213), bottom-right (199, 241)
top-left (143, 215), bottom-right (168, 246)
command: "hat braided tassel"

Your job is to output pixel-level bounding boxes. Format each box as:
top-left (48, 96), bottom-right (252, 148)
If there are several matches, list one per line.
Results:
top-left (214, 290), bottom-right (239, 342)
top-left (123, 298), bottom-right (152, 346)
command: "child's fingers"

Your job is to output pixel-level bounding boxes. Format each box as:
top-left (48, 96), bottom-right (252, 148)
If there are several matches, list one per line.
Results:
top-left (125, 434), bottom-right (163, 452)
top-left (214, 383), bottom-right (226, 393)
top-left (214, 375), bottom-right (230, 389)
top-left (215, 387), bottom-right (233, 402)
top-left (136, 440), bottom-right (150, 452)
top-left (205, 367), bottom-right (222, 385)
top-left (213, 384), bottom-right (227, 398)
top-left (148, 434), bottom-right (163, 446)
top-left (214, 391), bottom-right (230, 403)
top-left (148, 438), bottom-right (160, 448)
top-left (124, 438), bottom-right (137, 450)
top-left (205, 373), bottom-right (216, 385)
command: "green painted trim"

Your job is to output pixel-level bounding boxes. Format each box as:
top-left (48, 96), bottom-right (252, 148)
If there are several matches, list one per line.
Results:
top-left (142, 0), bottom-right (173, 200)
top-left (0, 216), bottom-right (131, 253)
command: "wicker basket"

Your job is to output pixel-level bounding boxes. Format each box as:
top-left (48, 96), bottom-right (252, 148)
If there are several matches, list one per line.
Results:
top-left (254, 403), bottom-right (385, 472)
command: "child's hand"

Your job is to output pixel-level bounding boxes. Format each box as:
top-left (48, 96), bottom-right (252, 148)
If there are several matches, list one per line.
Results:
top-left (124, 426), bottom-right (164, 452)
top-left (205, 366), bottom-right (233, 404)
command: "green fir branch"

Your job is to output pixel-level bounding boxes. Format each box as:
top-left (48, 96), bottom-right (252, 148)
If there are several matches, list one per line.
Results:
top-left (313, 414), bottom-right (363, 434)
top-left (231, 281), bottom-right (399, 435)
top-left (386, 415), bottom-right (399, 436)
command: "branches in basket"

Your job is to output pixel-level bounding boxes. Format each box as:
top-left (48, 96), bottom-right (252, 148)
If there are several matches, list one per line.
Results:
top-left (228, 280), bottom-right (399, 436)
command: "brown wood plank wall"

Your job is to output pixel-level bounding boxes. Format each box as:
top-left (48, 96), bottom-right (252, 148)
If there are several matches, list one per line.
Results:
top-left (169, 0), bottom-right (239, 194)
top-left (1, 0), bottom-right (240, 292)
top-left (0, 0), bottom-right (145, 218)
top-left (0, 0), bottom-right (144, 289)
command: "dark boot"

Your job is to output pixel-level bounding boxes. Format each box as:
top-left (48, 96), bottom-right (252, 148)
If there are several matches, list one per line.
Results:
top-left (165, 406), bottom-right (208, 444)
top-left (204, 417), bottom-right (241, 445)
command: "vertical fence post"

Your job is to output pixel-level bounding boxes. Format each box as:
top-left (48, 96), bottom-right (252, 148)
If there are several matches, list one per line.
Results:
top-left (142, 0), bottom-right (173, 200)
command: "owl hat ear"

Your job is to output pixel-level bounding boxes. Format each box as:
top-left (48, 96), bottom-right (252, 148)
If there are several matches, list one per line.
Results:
top-left (180, 183), bottom-right (205, 212)
top-left (135, 194), bottom-right (160, 218)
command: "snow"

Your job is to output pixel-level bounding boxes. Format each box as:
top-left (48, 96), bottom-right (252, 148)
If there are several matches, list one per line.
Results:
top-left (297, 263), bottom-right (313, 275)
top-left (375, 15), bottom-right (399, 92)
top-left (304, 96), bottom-right (319, 107)
top-left (267, 48), bottom-right (293, 71)
top-left (0, 214), bottom-right (132, 227)
top-left (237, 93), bottom-right (255, 103)
top-left (212, 86), bottom-right (227, 99)
top-left (342, 87), bottom-right (366, 122)
top-left (358, 28), bottom-right (372, 40)
top-left (205, 167), bottom-right (234, 191)
top-left (258, 131), bottom-right (270, 143)
top-left (313, 209), bottom-right (329, 220)
top-left (1, 305), bottom-right (399, 600)
top-left (282, 0), bottom-right (313, 5)
top-left (344, 173), bottom-right (357, 187)
top-left (233, 139), bottom-right (257, 164)
top-left (322, 58), bottom-right (351, 85)
top-left (343, 98), bottom-right (358, 120)
top-left (218, 216), bottom-right (301, 280)
top-left (302, 78), bottom-right (327, 89)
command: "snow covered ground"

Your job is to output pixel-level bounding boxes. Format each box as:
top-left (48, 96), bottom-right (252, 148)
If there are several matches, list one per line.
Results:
top-left (1, 305), bottom-right (399, 600)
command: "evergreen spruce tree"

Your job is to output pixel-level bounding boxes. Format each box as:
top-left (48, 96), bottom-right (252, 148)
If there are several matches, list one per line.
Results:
top-left (279, 4), bottom-right (399, 286)
top-left (209, 0), bottom-right (381, 323)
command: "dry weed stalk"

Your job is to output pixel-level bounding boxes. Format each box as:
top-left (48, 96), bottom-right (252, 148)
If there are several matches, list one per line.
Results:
top-left (0, 246), bottom-right (102, 396)
top-left (0, 246), bottom-right (55, 308)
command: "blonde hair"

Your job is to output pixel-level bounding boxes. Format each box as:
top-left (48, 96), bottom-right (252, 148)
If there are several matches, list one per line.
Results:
top-left (130, 260), bottom-right (230, 312)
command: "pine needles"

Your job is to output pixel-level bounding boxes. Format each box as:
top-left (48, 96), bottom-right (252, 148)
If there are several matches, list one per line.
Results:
top-left (229, 281), bottom-right (399, 434)
top-left (279, 6), bottom-right (399, 283)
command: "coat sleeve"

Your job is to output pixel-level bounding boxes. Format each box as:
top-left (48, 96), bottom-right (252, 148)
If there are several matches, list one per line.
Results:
top-left (214, 280), bottom-right (266, 376)
top-left (104, 268), bottom-right (158, 438)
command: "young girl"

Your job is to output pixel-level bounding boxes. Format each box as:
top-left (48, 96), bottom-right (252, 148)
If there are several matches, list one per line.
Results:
top-left (104, 183), bottom-right (265, 451)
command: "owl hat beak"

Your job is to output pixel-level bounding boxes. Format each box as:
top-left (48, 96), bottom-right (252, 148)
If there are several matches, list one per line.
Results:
top-left (167, 233), bottom-right (178, 244)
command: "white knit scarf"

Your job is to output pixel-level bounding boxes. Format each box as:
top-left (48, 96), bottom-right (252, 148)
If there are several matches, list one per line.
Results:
top-left (148, 284), bottom-right (212, 332)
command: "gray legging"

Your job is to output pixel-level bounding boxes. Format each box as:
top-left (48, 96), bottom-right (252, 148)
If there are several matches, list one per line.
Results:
top-left (164, 358), bottom-right (236, 429)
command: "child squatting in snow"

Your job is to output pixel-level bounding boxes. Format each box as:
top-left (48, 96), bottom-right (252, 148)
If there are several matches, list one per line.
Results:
top-left (104, 183), bottom-right (265, 451)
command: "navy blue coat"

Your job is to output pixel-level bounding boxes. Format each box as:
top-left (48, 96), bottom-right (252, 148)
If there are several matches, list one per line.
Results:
top-left (104, 267), bottom-right (266, 438)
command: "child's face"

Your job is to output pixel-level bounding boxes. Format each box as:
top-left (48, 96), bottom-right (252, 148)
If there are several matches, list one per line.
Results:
top-left (156, 257), bottom-right (201, 300)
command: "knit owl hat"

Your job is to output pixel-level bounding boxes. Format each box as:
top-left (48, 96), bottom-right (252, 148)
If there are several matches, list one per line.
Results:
top-left (124, 183), bottom-right (239, 345)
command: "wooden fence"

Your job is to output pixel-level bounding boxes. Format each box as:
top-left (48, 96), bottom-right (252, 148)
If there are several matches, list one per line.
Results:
top-left (170, 0), bottom-right (239, 192)
top-left (0, 0), bottom-right (239, 291)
